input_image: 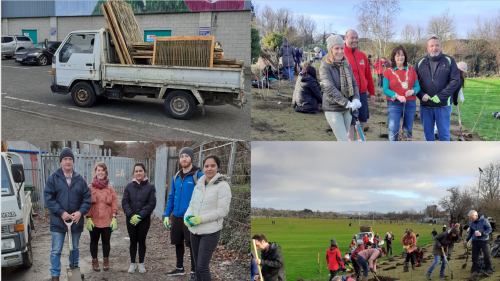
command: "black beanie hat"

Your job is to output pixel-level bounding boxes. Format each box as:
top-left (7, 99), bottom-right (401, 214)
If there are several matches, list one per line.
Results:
top-left (59, 148), bottom-right (74, 163)
top-left (179, 147), bottom-right (194, 162)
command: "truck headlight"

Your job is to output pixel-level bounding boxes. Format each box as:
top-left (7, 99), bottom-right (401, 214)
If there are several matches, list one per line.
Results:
top-left (2, 238), bottom-right (15, 250)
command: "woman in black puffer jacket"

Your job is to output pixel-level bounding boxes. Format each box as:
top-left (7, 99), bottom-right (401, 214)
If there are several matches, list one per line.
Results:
top-left (292, 65), bottom-right (323, 114)
top-left (122, 163), bottom-right (156, 274)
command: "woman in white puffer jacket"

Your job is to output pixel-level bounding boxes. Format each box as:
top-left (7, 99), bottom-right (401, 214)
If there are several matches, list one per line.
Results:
top-left (184, 155), bottom-right (231, 281)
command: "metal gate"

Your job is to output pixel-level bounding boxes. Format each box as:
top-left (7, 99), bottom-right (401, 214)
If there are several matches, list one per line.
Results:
top-left (153, 145), bottom-right (178, 218)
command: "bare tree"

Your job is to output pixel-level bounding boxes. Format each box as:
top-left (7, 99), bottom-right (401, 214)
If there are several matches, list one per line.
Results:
top-left (439, 186), bottom-right (474, 223)
top-left (355, 0), bottom-right (401, 55)
top-left (414, 24), bottom-right (426, 43)
top-left (275, 7), bottom-right (294, 34)
top-left (296, 13), bottom-right (317, 47)
top-left (401, 24), bottom-right (415, 43)
top-left (426, 8), bottom-right (457, 41)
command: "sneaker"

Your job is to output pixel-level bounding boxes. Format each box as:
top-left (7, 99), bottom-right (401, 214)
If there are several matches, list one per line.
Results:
top-left (128, 263), bottom-right (137, 273)
top-left (189, 272), bottom-right (196, 281)
top-left (138, 263), bottom-right (146, 273)
top-left (165, 267), bottom-right (186, 276)
top-left (425, 272), bottom-right (431, 280)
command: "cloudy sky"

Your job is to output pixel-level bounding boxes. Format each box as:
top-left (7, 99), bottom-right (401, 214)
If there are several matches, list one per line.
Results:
top-left (255, 1), bottom-right (500, 40)
top-left (252, 142), bottom-right (500, 213)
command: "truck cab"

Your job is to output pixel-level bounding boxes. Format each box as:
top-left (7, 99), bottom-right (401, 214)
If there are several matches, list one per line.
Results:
top-left (1, 152), bottom-right (33, 269)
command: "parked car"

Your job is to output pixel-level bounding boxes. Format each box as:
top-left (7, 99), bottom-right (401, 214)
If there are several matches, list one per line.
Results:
top-left (14, 41), bottom-right (62, 66)
top-left (1, 35), bottom-right (34, 58)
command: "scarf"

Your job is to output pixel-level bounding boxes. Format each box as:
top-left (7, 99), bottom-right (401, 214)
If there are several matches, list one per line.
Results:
top-left (323, 53), bottom-right (354, 98)
top-left (91, 176), bottom-right (108, 189)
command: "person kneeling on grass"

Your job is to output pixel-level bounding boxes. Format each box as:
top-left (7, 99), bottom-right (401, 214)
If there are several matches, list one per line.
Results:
top-left (326, 238), bottom-right (346, 280)
top-left (252, 234), bottom-right (286, 281)
top-left (357, 247), bottom-right (387, 281)
top-left (292, 65), bottom-right (323, 114)
top-left (425, 224), bottom-right (460, 280)
top-left (414, 246), bottom-right (423, 267)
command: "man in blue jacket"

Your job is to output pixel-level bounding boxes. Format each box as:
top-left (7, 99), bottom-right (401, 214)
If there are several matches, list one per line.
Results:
top-left (464, 210), bottom-right (493, 276)
top-left (414, 36), bottom-right (460, 141)
top-left (163, 147), bottom-right (203, 281)
top-left (44, 148), bottom-right (91, 281)
top-left (294, 47), bottom-right (303, 74)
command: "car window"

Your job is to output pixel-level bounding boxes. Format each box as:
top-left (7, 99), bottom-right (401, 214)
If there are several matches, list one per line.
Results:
top-left (2, 37), bottom-right (14, 43)
top-left (1, 158), bottom-right (14, 197)
top-left (49, 42), bottom-right (62, 52)
top-left (60, 34), bottom-right (95, 63)
top-left (31, 43), bottom-right (45, 49)
top-left (16, 36), bottom-right (31, 41)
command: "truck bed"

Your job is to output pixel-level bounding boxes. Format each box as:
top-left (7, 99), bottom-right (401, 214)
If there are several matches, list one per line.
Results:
top-left (102, 63), bottom-right (244, 92)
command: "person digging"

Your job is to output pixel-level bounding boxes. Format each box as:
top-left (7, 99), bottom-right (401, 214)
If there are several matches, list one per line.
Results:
top-left (426, 224), bottom-right (460, 280)
top-left (401, 229), bottom-right (417, 271)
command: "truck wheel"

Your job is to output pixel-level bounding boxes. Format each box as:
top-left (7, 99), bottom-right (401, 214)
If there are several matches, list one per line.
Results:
top-left (37, 55), bottom-right (48, 66)
top-left (71, 82), bottom-right (96, 107)
top-left (164, 90), bottom-right (196, 120)
top-left (21, 240), bottom-right (33, 269)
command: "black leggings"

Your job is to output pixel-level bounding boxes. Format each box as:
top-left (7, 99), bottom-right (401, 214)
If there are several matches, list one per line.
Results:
top-left (191, 230), bottom-right (220, 281)
top-left (176, 244), bottom-right (196, 272)
top-left (89, 227), bottom-right (112, 259)
top-left (405, 251), bottom-right (415, 265)
top-left (329, 270), bottom-right (339, 281)
top-left (126, 215), bottom-right (151, 263)
top-left (378, 73), bottom-right (384, 87)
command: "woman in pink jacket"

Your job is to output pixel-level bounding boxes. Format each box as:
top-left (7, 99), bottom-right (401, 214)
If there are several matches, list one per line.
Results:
top-left (357, 247), bottom-right (387, 281)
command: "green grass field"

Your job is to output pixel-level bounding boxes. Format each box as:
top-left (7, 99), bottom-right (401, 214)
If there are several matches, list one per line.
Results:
top-left (251, 218), bottom-right (440, 281)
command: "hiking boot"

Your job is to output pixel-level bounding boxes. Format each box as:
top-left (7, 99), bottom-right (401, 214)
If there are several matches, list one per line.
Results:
top-left (128, 263), bottom-right (137, 273)
top-left (51, 277), bottom-right (59, 281)
top-left (412, 263), bottom-right (416, 270)
top-left (189, 272), bottom-right (196, 281)
top-left (138, 263), bottom-right (146, 273)
top-left (425, 272), bottom-right (431, 280)
top-left (439, 273), bottom-right (448, 278)
top-left (103, 257), bottom-right (109, 271)
top-left (484, 269), bottom-right (493, 275)
top-left (92, 258), bottom-right (100, 271)
top-left (165, 267), bottom-right (186, 276)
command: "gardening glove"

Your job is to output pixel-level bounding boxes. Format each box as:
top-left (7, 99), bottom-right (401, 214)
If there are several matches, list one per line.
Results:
top-left (370, 268), bottom-right (374, 273)
top-left (86, 218), bottom-right (94, 231)
top-left (429, 95), bottom-right (441, 103)
top-left (447, 254), bottom-right (451, 261)
top-left (110, 218), bottom-right (117, 231)
top-left (345, 101), bottom-right (355, 109)
top-left (403, 246), bottom-right (409, 251)
top-left (188, 215), bottom-right (202, 226)
top-left (353, 99), bottom-right (362, 110)
top-left (164, 217), bottom-right (171, 230)
top-left (185, 215), bottom-right (195, 227)
top-left (130, 215), bottom-right (141, 226)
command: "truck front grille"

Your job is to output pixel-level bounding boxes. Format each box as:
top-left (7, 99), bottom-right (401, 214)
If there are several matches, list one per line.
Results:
top-left (1, 226), bottom-right (9, 234)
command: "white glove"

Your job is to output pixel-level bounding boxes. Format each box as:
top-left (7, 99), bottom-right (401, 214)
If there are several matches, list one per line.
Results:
top-left (345, 101), bottom-right (355, 109)
top-left (353, 99), bottom-right (362, 110)
top-left (459, 89), bottom-right (464, 103)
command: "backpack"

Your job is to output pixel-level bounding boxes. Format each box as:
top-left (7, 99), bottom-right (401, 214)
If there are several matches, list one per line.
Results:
top-left (173, 170), bottom-right (201, 185)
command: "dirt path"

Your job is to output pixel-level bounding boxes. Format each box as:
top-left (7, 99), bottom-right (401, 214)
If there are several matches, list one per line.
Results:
top-left (251, 79), bottom-right (485, 141)
top-left (2, 204), bottom-right (249, 281)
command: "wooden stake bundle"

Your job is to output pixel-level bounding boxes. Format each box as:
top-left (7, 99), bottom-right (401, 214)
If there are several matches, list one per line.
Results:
top-left (101, 3), bottom-right (124, 64)
top-left (153, 36), bottom-right (214, 67)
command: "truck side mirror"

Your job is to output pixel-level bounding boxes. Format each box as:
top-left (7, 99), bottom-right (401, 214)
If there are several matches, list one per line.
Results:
top-left (11, 164), bottom-right (25, 183)
top-left (44, 39), bottom-right (49, 50)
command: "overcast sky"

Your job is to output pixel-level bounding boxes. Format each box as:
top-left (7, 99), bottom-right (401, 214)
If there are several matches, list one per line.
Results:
top-left (252, 142), bottom-right (500, 213)
top-left (254, 1), bottom-right (500, 40)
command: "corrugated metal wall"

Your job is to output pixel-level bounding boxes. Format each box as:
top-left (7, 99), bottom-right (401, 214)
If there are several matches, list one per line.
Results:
top-left (1, 1), bottom-right (55, 18)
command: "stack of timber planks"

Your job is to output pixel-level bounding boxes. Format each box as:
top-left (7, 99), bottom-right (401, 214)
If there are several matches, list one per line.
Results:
top-left (212, 41), bottom-right (244, 68)
top-left (131, 42), bottom-right (154, 59)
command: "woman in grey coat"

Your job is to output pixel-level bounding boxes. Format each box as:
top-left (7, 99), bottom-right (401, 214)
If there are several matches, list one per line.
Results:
top-left (279, 37), bottom-right (296, 83)
top-left (319, 34), bottom-right (361, 141)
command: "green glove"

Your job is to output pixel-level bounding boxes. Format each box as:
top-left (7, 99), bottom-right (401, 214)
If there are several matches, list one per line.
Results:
top-left (110, 218), bottom-right (117, 232)
top-left (130, 215), bottom-right (142, 226)
top-left (164, 217), bottom-right (171, 230)
top-left (188, 215), bottom-right (202, 226)
top-left (185, 215), bottom-right (195, 227)
top-left (86, 218), bottom-right (94, 231)
top-left (429, 95), bottom-right (440, 103)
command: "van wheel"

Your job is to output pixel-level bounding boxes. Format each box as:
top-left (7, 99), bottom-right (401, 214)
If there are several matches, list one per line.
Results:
top-left (71, 82), bottom-right (96, 107)
top-left (21, 239), bottom-right (33, 269)
top-left (164, 90), bottom-right (196, 120)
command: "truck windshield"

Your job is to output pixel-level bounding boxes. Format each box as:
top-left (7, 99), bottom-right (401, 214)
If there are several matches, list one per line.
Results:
top-left (1, 158), bottom-right (14, 196)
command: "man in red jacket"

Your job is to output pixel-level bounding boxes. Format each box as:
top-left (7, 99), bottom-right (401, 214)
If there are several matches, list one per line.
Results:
top-left (344, 30), bottom-right (376, 141)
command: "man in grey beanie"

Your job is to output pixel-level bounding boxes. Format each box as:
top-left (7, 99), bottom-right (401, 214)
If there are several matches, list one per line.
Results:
top-left (163, 147), bottom-right (203, 280)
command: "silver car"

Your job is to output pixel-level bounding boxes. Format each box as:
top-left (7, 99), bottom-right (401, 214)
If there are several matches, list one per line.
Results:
top-left (2, 35), bottom-right (34, 58)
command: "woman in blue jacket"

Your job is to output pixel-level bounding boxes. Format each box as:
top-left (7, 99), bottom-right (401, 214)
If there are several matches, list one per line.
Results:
top-left (122, 163), bottom-right (156, 274)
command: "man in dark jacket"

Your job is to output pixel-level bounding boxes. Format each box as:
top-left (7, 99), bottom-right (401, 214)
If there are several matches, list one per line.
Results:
top-left (252, 234), bottom-right (286, 281)
top-left (292, 66), bottom-right (323, 114)
top-left (385, 231), bottom-right (394, 257)
top-left (163, 147), bottom-right (203, 280)
top-left (294, 47), bottom-right (303, 74)
top-left (464, 210), bottom-right (493, 276)
top-left (425, 224), bottom-right (460, 279)
top-left (414, 36), bottom-right (460, 141)
top-left (431, 228), bottom-right (438, 241)
top-left (279, 37), bottom-right (296, 84)
top-left (44, 148), bottom-right (91, 281)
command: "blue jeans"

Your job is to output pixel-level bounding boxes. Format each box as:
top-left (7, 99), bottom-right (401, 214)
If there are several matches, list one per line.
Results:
top-left (285, 67), bottom-right (294, 83)
top-left (357, 256), bottom-right (369, 277)
top-left (373, 243), bottom-right (378, 248)
top-left (427, 255), bottom-right (446, 275)
top-left (50, 231), bottom-right (81, 277)
top-left (420, 106), bottom-right (452, 141)
top-left (387, 100), bottom-right (416, 141)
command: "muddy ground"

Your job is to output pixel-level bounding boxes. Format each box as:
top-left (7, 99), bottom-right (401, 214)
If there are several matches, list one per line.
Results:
top-left (2, 202), bottom-right (249, 281)
top-left (251, 79), bottom-right (484, 141)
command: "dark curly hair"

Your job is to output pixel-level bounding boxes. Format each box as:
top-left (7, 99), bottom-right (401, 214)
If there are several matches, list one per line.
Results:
top-left (390, 45), bottom-right (409, 68)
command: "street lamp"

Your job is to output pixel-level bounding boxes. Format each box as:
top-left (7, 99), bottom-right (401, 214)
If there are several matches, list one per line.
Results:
top-left (478, 167), bottom-right (483, 210)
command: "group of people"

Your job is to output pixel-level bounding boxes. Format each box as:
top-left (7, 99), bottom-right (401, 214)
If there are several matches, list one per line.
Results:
top-left (44, 147), bottom-right (231, 281)
top-left (288, 28), bottom-right (467, 141)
